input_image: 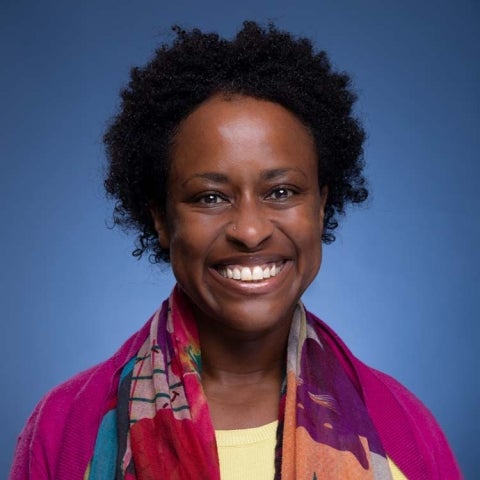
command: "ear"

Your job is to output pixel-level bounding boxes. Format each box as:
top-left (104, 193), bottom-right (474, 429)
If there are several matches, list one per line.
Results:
top-left (319, 185), bottom-right (328, 222)
top-left (150, 206), bottom-right (170, 249)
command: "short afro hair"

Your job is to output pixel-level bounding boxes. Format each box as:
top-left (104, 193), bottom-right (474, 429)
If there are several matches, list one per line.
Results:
top-left (104, 21), bottom-right (368, 263)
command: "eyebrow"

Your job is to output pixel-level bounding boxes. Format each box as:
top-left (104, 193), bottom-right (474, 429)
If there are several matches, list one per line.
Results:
top-left (182, 167), bottom-right (307, 186)
top-left (182, 172), bottom-right (229, 187)
top-left (260, 168), bottom-right (307, 181)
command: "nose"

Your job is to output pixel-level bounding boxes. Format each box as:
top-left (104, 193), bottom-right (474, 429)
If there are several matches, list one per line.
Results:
top-left (226, 198), bottom-right (274, 250)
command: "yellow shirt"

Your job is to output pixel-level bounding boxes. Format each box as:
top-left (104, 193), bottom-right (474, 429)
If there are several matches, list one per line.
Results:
top-left (215, 421), bottom-right (277, 480)
top-left (388, 457), bottom-right (408, 480)
top-left (215, 421), bottom-right (407, 480)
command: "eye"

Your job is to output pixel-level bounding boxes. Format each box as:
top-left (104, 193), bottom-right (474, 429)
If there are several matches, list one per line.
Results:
top-left (266, 187), bottom-right (296, 200)
top-left (197, 193), bottom-right (227, 205)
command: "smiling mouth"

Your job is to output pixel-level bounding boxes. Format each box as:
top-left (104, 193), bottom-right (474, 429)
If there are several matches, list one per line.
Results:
top-left (216, 261), bottom-right (286, 282)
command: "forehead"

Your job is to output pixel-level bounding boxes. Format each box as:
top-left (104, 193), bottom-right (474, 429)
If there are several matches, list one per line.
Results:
top-left (176, 94), bottom-right (312, 138)
top-left (170, 95), bottom-right (317, 176)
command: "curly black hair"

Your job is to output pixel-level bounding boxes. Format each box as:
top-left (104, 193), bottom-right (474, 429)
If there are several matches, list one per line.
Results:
top-left (104, 21), bottom-right (368, 263)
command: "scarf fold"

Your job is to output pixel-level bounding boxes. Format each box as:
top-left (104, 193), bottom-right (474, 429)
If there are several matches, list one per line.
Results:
top-left (87, 285), bottom-right (393, 479)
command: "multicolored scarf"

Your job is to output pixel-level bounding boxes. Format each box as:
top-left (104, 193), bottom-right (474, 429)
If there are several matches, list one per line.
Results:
top-left (86, 285), bottom-right (393, 479)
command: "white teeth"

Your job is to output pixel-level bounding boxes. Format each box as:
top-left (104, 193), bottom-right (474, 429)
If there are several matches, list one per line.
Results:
top-left (241, 267), bottom-right (252, 281)
top-left (252, 266), bottom-right (263, 280)
top-left (219, 263), bottom-right (283, 282)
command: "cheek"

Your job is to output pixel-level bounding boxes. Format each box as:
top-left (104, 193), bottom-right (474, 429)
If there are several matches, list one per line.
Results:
top-left (286, 203), bottom-right (324, 241)
top-left (167, 214), bottom-right (220, 266)
top-left (169, 228), bottom-right (200, 263)
top-left (289, 213), bottom-right (324, 270)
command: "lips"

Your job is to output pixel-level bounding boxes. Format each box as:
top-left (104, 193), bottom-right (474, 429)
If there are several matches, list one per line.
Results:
top-left (216, 261), bottom-right (285, 282)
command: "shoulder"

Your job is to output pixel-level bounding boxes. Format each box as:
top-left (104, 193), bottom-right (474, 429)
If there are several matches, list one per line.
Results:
top-left (9, 314), bottom-right (154, 479)
top-left (355, 363), bottom-right (462, 479)
top-left (306, 309), bottom-right (462, 480)
top-left (10, 362), bottom-right (114, 479)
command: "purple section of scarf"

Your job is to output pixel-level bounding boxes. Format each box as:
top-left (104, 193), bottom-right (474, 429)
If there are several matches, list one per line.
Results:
top-left (297, 337), bottom-right (386, 467)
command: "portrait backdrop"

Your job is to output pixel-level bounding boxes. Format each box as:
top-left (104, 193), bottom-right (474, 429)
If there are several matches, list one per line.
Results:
top-left (1, 0), bottom-right (478, 477)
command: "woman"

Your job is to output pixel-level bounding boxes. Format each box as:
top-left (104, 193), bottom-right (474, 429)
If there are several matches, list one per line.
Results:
top-left (11, 22), bottom-right (461, 479)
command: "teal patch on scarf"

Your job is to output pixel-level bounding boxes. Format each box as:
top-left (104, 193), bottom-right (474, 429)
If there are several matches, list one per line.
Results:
top-left (120, 356), bottom-right (136, 382)
top-left (88, 409), bottom-right (118, 479)
top-left (187, 345), bottom-right (202, 372)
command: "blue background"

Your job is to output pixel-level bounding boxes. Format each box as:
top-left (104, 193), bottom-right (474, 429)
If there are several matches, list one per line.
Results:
top-left (1, 1), bottom-right (478, 477)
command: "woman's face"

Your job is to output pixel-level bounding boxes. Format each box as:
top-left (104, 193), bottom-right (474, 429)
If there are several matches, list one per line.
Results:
top-left (153, 95), bottom-right (327, 337)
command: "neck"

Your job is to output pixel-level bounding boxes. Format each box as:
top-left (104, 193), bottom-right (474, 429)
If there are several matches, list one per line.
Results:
top-left (181, 295), bottom-right (292, 429)
top-left (197, 317), bottom-right (289, 383)
top-left (197, 320), bottom-right (288, 429)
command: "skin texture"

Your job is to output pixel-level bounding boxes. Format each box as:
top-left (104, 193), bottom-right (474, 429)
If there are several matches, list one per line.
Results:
top-left (152, 94), bottom-right (327, 428)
